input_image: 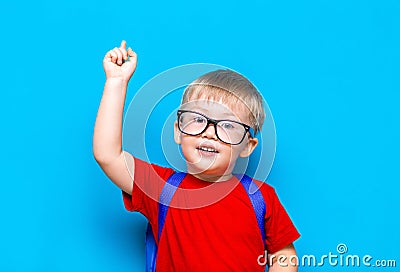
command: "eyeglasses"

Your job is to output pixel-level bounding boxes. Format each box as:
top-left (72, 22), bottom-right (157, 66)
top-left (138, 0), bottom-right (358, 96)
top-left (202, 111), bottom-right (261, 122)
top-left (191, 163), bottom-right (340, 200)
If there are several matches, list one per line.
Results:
top-left (177, 110), bottom-right (254, 145)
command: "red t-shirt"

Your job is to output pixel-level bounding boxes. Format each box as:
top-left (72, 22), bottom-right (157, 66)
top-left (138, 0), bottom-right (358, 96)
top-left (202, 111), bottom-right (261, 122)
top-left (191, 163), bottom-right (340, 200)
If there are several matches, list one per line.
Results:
top-left (123, 158), bottom-right (300, 271)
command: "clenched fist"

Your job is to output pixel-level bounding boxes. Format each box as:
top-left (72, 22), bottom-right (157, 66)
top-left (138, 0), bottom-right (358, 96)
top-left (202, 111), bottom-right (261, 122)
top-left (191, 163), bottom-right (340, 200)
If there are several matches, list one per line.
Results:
top-left (103, 40), bottom-right (137, 83)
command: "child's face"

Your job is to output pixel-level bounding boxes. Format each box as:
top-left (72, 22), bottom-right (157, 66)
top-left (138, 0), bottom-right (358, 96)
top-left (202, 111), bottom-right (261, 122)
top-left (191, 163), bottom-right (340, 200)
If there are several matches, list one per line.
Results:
top-left (174, 97), bottom-right (258, 181)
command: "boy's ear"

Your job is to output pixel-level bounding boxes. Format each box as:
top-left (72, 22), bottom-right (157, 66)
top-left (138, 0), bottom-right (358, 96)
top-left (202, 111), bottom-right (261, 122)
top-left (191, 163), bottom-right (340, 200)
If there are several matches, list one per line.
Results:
top-left (239, 137), bottom-right (258, 158)
top-left (174, 121), bottom-right (181, 144)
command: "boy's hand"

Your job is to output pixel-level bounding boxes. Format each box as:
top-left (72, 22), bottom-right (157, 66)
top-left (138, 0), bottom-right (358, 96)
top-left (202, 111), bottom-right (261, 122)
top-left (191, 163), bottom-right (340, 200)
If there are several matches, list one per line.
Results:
top-left (103, 40), bottom-right (137, 83)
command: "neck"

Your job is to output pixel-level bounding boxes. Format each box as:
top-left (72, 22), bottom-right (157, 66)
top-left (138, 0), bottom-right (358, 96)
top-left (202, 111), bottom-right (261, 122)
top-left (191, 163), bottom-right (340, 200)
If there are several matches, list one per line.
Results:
top-left (189, 172), bottom-right (233, 182)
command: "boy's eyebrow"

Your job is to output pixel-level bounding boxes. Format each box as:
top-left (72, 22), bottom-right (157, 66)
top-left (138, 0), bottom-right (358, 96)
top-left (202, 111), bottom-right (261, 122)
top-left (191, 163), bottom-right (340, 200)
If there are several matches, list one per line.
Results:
top-left (184, 104), bottom-right (240, 120)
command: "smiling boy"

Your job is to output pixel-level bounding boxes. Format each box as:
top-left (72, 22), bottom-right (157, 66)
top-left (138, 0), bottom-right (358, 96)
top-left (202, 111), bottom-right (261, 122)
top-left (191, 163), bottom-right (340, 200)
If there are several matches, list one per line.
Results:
top-left (93, 41), bottom-right (300, 271)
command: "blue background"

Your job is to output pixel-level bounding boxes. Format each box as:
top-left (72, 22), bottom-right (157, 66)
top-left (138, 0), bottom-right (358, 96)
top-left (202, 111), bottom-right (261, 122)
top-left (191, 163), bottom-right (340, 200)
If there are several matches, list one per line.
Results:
top-left (1, 0), bottom-right (399, 271)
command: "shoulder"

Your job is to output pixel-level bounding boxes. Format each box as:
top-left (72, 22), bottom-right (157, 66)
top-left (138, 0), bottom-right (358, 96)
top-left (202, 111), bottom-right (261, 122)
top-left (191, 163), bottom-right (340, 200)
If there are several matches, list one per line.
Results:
top-left (133, 157), bottom-right (175, 182)
top-left (127, 158), bottom-right (176, 212)
top-left (248, 176), bottom-right (280, 206)
top-left (250, 177), bottom-right (301, 253)
top-left (251, 177), bottom-right (276, 195)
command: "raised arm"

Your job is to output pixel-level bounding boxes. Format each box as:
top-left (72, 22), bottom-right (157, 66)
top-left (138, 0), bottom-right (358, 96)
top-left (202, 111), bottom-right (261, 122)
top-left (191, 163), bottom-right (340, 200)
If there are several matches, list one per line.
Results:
top-left (93, 40), bottom-right (137, 194)
top-left (268, 244), bottom-right (298, 272)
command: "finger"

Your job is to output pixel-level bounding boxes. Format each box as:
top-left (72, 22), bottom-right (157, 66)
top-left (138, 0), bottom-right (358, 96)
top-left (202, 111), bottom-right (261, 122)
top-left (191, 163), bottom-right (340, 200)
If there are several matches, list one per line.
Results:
top-left (119, 45), bottom-right (128, 61)
top-left (120, 40), bottom-right (127, 50)
top-left (110, 50), bottom-right (118, 64)
top-left (127, 47), bottom-right (137, 60)
top-left (113, 47), bottom-right (123, 65)
top-left (104, 50), bottom-right (113, 62)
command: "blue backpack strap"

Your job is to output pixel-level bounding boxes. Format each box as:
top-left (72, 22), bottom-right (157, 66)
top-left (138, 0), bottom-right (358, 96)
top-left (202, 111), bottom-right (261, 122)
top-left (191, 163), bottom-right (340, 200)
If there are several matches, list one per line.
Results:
top-left (235, 174), bottom-right (267, 249)
top-left (145, 224), bottom-right (157, 272)
top-left (146, 172), bottom-right (187, 272)
top-left (158, 172), bottom-right (187, 240)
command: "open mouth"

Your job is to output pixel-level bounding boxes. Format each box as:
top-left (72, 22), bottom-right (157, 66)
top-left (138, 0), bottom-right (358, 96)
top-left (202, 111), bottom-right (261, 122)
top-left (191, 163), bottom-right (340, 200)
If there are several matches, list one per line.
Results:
top-left (196, 146), bottom-right (219, 154)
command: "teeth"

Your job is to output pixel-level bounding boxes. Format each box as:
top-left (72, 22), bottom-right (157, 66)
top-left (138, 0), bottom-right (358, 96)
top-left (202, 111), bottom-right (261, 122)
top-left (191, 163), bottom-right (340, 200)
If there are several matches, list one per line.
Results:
top-left (199, 147), bottom-right (217, 153)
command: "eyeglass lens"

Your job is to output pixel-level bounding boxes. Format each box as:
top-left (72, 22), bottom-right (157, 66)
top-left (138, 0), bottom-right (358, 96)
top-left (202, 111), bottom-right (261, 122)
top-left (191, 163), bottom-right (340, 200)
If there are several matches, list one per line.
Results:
top-left (178, 111), bottom-right (246, 144)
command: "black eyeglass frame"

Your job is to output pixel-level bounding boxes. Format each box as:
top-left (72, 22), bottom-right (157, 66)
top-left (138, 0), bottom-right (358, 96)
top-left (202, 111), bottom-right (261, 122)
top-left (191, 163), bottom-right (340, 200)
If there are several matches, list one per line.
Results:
top-left (177, 110), bottom-right (255, 145)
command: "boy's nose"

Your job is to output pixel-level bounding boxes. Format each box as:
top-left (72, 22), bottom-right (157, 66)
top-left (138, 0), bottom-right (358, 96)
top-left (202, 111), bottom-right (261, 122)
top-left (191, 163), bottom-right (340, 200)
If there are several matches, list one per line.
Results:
top-left (201, 123), bottom-right (218, 140)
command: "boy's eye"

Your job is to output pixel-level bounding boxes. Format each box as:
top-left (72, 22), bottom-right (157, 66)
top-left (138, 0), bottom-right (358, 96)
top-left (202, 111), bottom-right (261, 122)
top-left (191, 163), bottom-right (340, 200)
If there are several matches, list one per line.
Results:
top-left (193, 117), bottom-right (206, 123)
top-left (219, 122), bottom-right (235, 130)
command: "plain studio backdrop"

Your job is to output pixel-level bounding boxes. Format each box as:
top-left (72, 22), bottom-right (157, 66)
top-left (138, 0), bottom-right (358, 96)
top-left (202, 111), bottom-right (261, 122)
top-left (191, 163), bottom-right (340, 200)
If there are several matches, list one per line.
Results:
top-left (0, 1), bottom-right (398, 271)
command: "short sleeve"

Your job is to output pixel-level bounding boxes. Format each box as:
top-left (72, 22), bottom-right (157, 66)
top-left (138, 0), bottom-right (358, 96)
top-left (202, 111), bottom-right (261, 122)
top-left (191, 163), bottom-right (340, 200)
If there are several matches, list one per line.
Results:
top-left (122, 157), bottom-right (175, 220)
top-left (262, 186), bottom-right (300, 254)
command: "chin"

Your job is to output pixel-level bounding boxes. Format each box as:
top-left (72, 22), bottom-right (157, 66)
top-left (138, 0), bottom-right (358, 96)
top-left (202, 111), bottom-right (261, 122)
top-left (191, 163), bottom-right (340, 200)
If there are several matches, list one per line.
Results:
top-left (183, 149), bottom-right (234, 176)
top-left (188, 161), bottom-right (230, 176)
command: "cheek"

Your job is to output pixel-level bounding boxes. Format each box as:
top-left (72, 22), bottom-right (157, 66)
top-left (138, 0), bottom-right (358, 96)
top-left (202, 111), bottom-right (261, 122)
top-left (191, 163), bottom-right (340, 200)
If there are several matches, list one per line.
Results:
top-left (218, 146), bottom-right (240, 163)
top-left (232, 142), bottom-right (249, 158)
top-left (179, 137), bottom-right (195, 156)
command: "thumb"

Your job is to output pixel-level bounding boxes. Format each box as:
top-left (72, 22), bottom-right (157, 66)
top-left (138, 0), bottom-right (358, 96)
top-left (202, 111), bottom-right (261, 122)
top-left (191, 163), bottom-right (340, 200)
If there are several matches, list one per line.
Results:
top-left (127, 47), bottom-right (137, 62)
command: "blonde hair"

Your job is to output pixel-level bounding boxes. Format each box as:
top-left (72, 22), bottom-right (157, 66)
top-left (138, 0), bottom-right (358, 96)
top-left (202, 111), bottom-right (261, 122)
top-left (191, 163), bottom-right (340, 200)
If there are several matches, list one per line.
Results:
top-left (181, 69), bottom-right (265, 135)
